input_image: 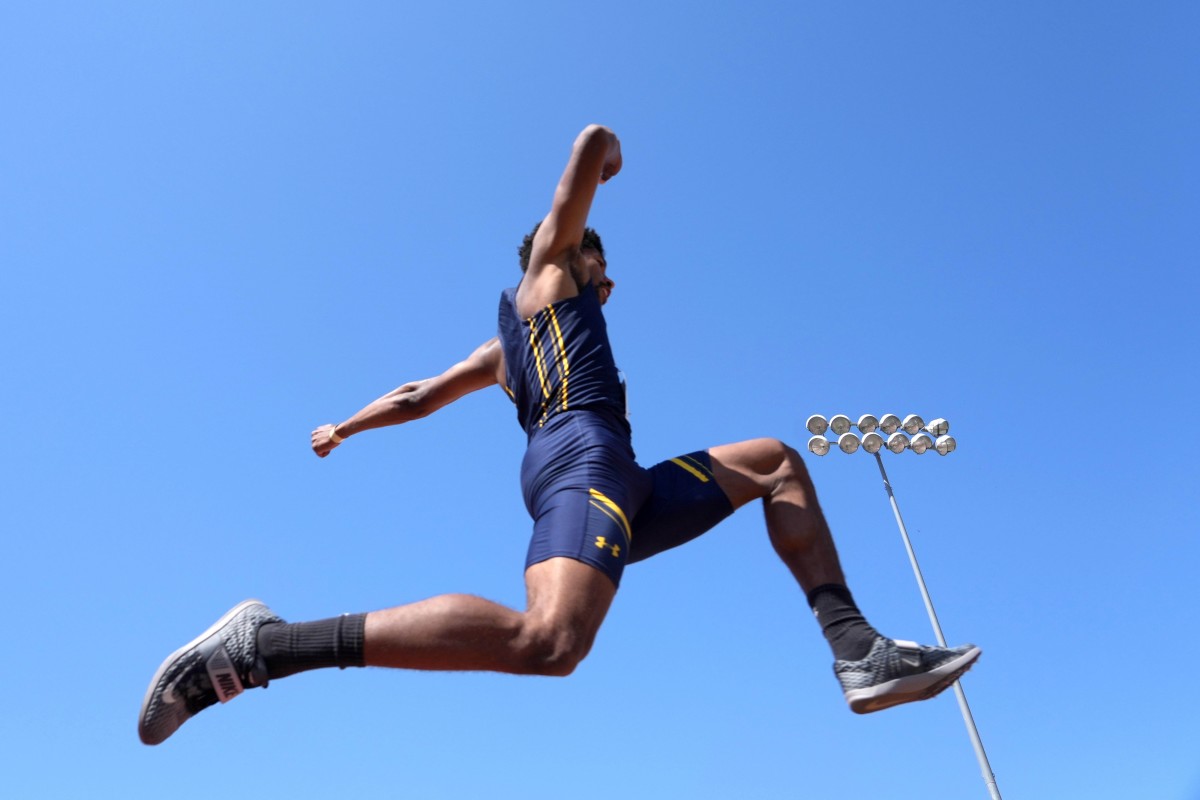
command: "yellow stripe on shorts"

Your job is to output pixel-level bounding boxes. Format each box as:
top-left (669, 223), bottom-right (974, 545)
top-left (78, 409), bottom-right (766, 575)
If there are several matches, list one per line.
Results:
top-left (588, 488), bottom-right (632, 541)
top-left (670, 457), bottom-right (711, 483)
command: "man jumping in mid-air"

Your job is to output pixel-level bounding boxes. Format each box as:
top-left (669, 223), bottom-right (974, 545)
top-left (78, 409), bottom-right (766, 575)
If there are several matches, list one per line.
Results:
top-left (139, 124), bottom-right (980, 746)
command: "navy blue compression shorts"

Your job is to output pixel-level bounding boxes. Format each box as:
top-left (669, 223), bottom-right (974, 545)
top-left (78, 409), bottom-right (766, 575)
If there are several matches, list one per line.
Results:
top-left (521, 410), bottom-right (735, 587)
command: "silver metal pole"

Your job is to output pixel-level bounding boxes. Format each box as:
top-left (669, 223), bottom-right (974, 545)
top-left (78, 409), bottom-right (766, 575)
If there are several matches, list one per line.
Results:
top-left (872, 451), bottom-right (1002, 800)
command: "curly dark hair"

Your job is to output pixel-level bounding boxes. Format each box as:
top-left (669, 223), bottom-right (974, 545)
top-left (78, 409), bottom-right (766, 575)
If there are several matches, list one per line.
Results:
top-left (517, 221), bottom-right (605, 272)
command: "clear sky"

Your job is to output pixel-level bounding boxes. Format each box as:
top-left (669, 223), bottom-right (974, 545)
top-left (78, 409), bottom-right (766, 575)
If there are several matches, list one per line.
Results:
top-left (3, 3), bottom-right (1197, 798)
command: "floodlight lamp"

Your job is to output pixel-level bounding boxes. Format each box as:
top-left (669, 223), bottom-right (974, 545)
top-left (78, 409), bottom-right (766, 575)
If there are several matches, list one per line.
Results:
top-left (808, 435), bottom-right (830, 456)
top-left (830, 414), bottom-right (852, 435)
top-left (925, 418), bottom-right (950, 437)
top-left (861, 431), bottom-right (884, 454)
top-left (902, 414), bottom-right (925, 435)
top-left (879, 414), bottom-right (901, 435)
top-left (886, 431), bottom-right (909, 453)
top-left (806, 414), bottom-right (829, 436)
top-left (935, 435), bottom-right (957, 456)
top-left (856, 414), bottom-right (879, 434)
top-left (837, 432), bottom-right (860, 454)
top-left (911, 432), bottom-right (933, 454)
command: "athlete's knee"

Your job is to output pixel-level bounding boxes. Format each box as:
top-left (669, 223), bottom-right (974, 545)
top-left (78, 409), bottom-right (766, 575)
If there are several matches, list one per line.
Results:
top-left (513, 620), bottom-right (592, 677)
top-left (756, 438), bottom-right (813, 497)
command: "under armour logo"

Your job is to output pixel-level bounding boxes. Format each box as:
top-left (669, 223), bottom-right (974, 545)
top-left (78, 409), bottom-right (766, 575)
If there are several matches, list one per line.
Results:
top-left (594, 536), bottom-right (621, 557)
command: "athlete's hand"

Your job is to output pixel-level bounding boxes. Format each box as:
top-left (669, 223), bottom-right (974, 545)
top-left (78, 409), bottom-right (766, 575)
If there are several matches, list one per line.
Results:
top-left (600, 136), bottom-right (622, 184)
top-left (311, 424), bottom-right (341, 458)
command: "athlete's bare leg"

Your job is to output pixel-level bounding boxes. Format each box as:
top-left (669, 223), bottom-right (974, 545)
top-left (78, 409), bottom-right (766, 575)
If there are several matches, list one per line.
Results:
top-left (708, 438), bottom-right (846, 592)
top-left (363, 556), bottom-right (615, 676)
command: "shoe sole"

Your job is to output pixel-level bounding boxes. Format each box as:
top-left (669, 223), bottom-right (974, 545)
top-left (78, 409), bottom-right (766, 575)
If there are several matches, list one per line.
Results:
top-left (846, 646), bottom-right (981, 714)
top-left (138, 599), bottom-right (265, 745)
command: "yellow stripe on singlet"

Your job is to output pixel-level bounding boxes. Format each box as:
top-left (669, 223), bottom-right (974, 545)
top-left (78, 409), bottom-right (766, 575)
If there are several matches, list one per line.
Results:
top-left (546, 303), bottom-right (569, 412)
top-left (588, 489), bottom-right (632, 542)
top-left (670, 456), bottom-right (712, 483)
top-left (528, 317), bottom-right (552, 425)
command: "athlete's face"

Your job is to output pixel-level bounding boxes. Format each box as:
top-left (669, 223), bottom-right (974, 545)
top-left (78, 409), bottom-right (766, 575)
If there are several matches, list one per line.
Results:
top-left (581, 247), bottom-right (615, 305)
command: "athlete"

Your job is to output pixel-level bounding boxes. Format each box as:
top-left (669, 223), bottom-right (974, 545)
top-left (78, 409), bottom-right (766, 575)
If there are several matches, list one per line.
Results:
top-left (138, 125), bottom-right (980, 746)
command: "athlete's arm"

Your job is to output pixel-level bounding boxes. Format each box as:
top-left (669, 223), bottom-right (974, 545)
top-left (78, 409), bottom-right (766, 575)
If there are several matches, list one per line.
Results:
top-left (518, 125), bottom-right (621, 316)
top-left (311, 338), bottom-right (505, 458)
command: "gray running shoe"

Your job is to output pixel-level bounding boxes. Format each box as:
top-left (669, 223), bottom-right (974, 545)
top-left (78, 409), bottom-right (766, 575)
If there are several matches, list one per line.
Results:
top-left (834, 637), bottom-right (981, 714)
top-left (138, 599), bottom-right (283, 745)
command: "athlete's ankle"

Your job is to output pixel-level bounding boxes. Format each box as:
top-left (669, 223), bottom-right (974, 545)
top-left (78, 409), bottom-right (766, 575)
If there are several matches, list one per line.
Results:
top-left (257, 613), bottom-right (367, 680)
top-left (806, 584), bottom-right (880, 661)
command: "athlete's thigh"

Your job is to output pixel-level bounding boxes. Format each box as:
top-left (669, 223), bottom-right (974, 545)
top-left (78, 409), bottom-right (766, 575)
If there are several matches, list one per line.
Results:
top-left (522, 416), bottom-right (651, 588)
top-left (627, 450), bottom-right (735, 564)
top-left (526, 479), bottom-right (645, 588)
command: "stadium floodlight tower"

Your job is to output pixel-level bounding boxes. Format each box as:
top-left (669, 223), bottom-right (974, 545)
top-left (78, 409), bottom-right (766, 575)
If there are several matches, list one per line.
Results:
top-left (806, 414), bottom-right (1002, 800)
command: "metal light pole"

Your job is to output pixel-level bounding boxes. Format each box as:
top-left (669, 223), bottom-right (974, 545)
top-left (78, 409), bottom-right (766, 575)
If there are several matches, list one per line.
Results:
top-left (806, 414), bottom-right (1002, 800)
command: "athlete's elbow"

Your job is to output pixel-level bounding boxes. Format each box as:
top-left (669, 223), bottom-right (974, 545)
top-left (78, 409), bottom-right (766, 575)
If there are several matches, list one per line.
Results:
top-left (576, 124), bottom-right (616, 148)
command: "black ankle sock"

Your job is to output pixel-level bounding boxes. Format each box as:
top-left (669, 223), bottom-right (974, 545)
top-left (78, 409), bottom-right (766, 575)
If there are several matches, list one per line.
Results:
top-left (257, 613), bottom-right (367, 680)
top-left (806, 584), bottom-right (880, 661)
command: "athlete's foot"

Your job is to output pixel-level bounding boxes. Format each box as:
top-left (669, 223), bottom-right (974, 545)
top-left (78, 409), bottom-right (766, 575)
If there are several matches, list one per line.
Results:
top-left (138, 599), bottom-right (283, 745)
top-left (834, 636), bottom-right (981, 714)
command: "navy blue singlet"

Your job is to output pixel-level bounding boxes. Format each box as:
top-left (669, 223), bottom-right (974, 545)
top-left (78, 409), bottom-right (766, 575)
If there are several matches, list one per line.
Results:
top-left (496, 283), bottom-right (627, 439)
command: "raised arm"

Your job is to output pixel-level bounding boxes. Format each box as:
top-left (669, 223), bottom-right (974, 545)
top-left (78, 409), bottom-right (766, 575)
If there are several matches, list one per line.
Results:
top-left (518, 125), bottom-right (621, 315)
top-left (311, 337), bottom-right (505, 458)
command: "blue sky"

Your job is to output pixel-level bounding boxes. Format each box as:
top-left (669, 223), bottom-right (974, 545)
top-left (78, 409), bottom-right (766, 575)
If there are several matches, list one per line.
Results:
top-left (2, 2), bottom-right (1197, 798)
